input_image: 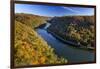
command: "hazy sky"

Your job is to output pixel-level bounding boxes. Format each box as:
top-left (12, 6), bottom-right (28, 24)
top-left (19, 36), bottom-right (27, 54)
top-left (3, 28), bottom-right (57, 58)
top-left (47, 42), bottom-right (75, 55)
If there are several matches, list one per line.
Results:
top-left (15, 4), bottom-right (94, 17)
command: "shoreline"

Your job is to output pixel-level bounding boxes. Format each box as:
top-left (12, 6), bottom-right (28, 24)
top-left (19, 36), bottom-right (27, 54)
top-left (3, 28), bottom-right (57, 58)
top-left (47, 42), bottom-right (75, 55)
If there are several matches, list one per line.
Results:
top-left (46, 29), bottom-right (94, 51)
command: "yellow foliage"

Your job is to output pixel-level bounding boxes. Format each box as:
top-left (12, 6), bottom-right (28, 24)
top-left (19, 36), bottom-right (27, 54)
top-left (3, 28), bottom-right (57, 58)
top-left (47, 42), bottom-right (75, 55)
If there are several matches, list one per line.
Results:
top-left (32, 61), bottom-right (39, 65)
top-left (14, 20), bottom-right (67, 67)
top-left (32, 51), bottom-right (36, 56)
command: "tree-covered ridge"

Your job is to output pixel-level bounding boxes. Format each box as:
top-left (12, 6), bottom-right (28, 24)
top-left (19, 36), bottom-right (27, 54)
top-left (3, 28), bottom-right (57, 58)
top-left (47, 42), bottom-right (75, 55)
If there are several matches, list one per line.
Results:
top-left (15, 13), bottom-right (50, 28)
top-left (47, 16), bottom-right (95, 49)
top-left (14, 20), bottom-right (67, 67)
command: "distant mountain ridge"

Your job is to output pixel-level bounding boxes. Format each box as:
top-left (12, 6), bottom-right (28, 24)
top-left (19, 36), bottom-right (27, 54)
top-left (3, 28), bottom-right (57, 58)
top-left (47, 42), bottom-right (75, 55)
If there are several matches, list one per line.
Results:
top-left (15, 13), bottom-right (51, 29)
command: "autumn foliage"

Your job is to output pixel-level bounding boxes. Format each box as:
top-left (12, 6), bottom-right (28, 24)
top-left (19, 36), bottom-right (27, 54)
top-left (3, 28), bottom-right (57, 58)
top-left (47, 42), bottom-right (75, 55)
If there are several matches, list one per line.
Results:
top-left (14, 19), bottom-right (67, 66)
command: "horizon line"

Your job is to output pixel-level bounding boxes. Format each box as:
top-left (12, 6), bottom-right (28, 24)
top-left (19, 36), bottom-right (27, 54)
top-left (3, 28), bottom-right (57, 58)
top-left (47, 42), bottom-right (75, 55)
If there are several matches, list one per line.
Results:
top-left (15, 12), bottom-right (94, 17)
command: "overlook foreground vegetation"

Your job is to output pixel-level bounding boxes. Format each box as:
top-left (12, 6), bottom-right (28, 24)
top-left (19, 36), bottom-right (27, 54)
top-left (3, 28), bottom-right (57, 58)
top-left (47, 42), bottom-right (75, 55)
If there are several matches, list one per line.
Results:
top-left (14, 13), bottom-right (67, 67)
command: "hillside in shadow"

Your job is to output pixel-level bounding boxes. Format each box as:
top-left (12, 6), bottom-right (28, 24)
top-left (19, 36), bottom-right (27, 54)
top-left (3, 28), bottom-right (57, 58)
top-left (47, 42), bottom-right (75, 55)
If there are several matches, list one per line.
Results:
top-left (47, 16), bottom-right (95, 49)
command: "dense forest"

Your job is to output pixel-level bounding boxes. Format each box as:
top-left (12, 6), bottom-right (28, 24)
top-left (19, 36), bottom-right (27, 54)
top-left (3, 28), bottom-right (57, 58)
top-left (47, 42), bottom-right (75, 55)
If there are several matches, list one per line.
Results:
top-left (47, 16), bottom-right (95, 49)
top-left (14, 13), bottom-right (67, 67)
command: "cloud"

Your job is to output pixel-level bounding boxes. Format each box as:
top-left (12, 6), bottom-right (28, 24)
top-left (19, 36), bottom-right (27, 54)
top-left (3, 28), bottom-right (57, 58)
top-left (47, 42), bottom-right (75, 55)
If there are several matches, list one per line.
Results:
top-left (62, 7), bottom-right (81, 13)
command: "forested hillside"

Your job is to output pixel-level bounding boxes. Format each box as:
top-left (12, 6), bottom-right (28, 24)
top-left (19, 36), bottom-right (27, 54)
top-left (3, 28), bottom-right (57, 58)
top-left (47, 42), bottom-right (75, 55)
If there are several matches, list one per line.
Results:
top-left (14, 14), bottom-right (67, 67)
top-left (15, 13), bottom-right (50, 28)
top-left (47, 16), bottom-right (95, 49)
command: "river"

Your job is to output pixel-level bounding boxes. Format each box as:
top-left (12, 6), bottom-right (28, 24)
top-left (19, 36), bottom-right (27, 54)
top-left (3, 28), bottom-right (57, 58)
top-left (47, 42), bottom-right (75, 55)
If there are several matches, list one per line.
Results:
top-left (37, 28), bottom-right (95, 63)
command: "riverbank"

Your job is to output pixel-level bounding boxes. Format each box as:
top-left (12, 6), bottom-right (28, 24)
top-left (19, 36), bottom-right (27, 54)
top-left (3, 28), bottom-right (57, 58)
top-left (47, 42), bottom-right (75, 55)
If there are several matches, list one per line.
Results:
top-left (47, 29), bottom-right (94, 51)
top-left (37, 29), bottom-right (95, 63)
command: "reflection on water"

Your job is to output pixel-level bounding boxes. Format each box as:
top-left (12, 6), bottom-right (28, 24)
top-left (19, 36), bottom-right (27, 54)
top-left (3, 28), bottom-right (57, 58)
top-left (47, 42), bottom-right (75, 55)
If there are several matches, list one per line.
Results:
top-left (37, 29), bottom-right (95, 63)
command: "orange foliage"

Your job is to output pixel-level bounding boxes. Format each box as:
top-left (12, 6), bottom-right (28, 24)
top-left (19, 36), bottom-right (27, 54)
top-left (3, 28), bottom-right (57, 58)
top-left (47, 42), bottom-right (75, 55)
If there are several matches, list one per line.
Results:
top-left (39, 56), bottom-right (46, 64)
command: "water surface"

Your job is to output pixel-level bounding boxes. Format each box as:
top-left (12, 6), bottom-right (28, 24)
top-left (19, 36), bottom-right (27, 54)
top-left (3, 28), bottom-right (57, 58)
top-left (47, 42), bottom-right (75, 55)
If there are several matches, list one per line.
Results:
top-left (37, 29), bottom-right (95, 63)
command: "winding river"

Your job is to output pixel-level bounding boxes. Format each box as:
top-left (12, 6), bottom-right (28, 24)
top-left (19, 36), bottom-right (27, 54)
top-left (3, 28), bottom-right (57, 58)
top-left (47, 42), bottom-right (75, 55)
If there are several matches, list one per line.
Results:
top-left (37, 28), bottom-right (95, 63)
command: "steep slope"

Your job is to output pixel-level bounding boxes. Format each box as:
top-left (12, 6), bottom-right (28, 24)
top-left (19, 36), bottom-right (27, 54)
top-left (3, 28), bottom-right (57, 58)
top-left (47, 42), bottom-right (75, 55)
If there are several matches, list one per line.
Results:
top-left (14, 20), bottom-right (67, 67)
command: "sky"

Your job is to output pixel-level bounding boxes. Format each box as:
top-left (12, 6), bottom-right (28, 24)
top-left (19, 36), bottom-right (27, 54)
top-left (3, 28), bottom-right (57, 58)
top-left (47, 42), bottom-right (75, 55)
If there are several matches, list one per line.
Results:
top-left (15, 4), bottom-right (94, 17)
